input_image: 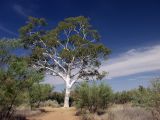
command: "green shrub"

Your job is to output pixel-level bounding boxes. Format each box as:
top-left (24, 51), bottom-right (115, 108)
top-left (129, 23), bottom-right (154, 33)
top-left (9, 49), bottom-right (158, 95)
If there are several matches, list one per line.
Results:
top-left (28, 83), bottom-right (53, 109)
top-left (132, 87), bottom-right (151, 107)
top-left (132, 78), bottom-right (160, 120)
top-left (0, 57), bottom-right (44, 119)
top-left (113, 91), bottom-right (133, 104)
top-left (48, 92), bottom-right (64, 105)
top-left (74, 82), bottom-right (113, 113)
top-left (146, 79), bottom-right (160, 120)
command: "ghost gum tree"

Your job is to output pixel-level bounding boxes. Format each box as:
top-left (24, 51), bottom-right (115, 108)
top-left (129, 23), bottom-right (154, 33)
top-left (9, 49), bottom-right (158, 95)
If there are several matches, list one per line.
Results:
top-left (19, 16), bottom-right (110, 108)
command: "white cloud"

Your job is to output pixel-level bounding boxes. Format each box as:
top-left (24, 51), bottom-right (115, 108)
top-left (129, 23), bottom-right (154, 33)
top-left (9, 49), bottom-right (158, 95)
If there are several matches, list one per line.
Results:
top-left (101, 45), bottom-right (160, 79)
top-left (13, 4), bottom-right (28, 17)
top-left (0, 25), bottom-right (17, 36)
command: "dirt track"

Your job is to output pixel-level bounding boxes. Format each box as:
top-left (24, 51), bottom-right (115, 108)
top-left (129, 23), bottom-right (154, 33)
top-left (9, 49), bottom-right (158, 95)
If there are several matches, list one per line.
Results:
top-left (27, 107), bottom-right (79, 120)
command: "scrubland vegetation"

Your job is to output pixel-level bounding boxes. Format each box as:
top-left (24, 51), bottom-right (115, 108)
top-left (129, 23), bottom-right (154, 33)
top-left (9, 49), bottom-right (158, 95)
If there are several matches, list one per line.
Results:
top-left (1, 66), bottom-right (160, 120)
top-left (75, 79), bottom-right (160, 120)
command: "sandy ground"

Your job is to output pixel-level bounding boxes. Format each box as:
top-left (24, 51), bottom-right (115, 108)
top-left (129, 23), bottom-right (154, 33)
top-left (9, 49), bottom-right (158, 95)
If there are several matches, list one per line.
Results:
top-left (27, 107), bottom-right (79, 120)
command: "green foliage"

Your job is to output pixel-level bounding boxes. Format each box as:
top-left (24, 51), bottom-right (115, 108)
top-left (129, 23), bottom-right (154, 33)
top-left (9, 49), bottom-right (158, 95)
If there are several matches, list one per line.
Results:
top-left (132, 86), bottom-right (151, 107)
top-left (0, 38), bottom-right (21, 66)
top-left (48, 92), bottom-right (64, 105)
top-left (131, 79), bottom-right (160, 120)
top-left (0, 39), bottom-right (47, 118)
top-left (0, 58), bottom-right (27, 110)
top-left (151, 78), bottom-right (160, 93)
top-left (28, 83), bottom-right (53, 108)
top-left (113, 91), bottom-right (133, 104)
top-left (19, 16), bottom-right (47, 48)
top-left (146, 79), bottom-right (160, 118)
top-left (74, 82), bottom-right (113, 113)
top-left (0, 58), bottom-right (44, 120)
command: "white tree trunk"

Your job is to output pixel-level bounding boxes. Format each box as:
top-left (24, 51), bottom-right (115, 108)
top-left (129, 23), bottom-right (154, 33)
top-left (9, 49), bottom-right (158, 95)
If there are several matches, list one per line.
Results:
top-left (63, 76), bottom-right (71, 108)
top-left (64, 84), bottom-right (71, 108)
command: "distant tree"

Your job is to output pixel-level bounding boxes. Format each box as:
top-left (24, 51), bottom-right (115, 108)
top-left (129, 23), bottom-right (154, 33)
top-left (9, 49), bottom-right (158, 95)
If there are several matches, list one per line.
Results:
top-left (19, 16), bottom-right (110, 107)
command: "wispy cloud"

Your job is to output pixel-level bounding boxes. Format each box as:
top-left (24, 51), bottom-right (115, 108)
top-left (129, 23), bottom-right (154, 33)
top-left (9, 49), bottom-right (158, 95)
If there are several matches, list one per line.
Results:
top-left (127, 75), bottom-right (157, 81)
top-left (101, 44), bottom-right (160, 79)
top-left (0, 25), bottom-right (18, 36)
top-left (13, 4), bottom-right (28, 17)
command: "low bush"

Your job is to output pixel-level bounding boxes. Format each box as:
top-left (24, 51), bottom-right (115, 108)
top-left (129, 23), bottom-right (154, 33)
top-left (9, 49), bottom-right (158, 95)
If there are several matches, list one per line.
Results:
top-left (37, 100), bottom-right (60, 108)
top-left (48, 92), bottom-right (64, 105)
top-left (79, 113), bottom-right (95, 120)
top-left (74, 82), bottom-right (113, 113)
top-left (113, 91), bottom-right (133, 104)
top-left (27, 83), bottom-right (53, 109)
top-left (131, 78), bottom-right (160, 120)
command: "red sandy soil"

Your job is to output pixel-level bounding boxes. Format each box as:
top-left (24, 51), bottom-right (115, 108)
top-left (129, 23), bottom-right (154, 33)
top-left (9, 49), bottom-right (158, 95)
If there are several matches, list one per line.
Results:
top-left (27, 107), bottom-right (79, 120)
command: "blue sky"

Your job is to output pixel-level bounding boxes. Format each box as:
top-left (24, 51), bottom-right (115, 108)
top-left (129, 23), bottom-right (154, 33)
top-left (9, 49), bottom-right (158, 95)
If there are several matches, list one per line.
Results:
top-left (0, 0), bottom-right (160, 91)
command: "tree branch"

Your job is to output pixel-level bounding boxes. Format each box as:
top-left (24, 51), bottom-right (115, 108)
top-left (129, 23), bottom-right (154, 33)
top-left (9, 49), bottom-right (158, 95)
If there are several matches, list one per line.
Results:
top-left (43, 52), bottom-right (67, 73)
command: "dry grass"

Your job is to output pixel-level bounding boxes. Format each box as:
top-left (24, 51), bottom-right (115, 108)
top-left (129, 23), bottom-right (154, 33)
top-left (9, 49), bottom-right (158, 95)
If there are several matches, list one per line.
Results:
top-left (78, 104), bottom-right (154, 120)
top-left (100, 104), bottom-right (153, 120)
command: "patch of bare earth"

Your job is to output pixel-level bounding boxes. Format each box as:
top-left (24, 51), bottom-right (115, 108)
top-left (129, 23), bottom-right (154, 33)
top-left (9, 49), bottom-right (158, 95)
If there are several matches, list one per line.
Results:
top-left (27, 107), bottom-right (79, 120)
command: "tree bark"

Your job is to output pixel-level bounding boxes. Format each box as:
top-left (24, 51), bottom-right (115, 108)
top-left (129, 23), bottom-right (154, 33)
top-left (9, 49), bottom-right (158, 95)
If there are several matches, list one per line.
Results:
top-left (64, 84), bottom-right (71, 108)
